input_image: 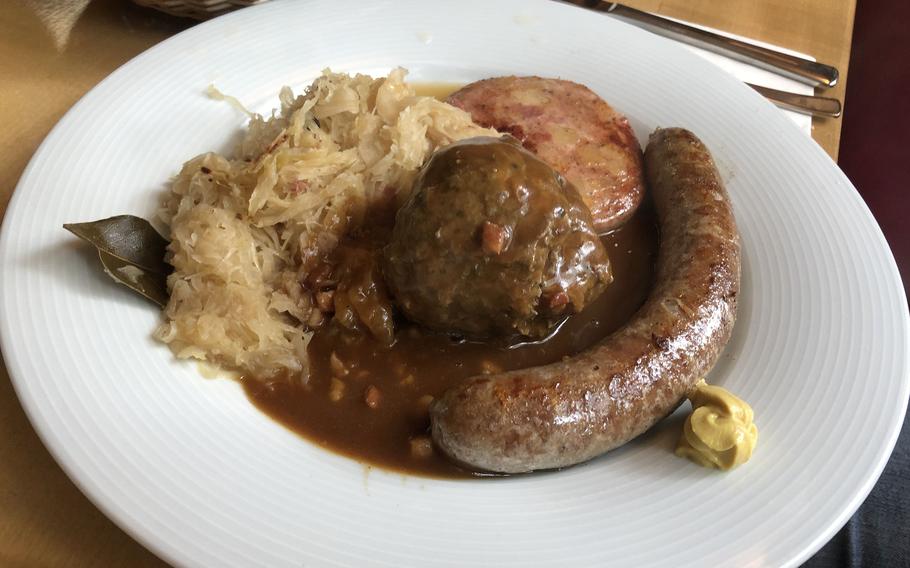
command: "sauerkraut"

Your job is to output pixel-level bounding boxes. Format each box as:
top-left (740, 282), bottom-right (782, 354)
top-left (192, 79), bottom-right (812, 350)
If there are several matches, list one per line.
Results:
top-left (154, 69), bottom-right (496, 379)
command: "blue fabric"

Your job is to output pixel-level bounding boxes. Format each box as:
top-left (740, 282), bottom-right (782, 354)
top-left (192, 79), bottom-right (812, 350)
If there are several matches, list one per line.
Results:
top-left (804, 402), bottom-right (910, 567)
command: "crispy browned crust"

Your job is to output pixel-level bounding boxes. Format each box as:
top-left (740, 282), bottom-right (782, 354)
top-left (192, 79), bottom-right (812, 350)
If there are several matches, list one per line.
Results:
top-left (429, 128), bottom-right (741, 473)
top-left (447, 76), bottom-right (644, 232)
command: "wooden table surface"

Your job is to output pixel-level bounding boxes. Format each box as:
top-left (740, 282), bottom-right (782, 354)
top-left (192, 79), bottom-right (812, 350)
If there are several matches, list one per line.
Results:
top-left (0, 0), bottom-right (856, 565)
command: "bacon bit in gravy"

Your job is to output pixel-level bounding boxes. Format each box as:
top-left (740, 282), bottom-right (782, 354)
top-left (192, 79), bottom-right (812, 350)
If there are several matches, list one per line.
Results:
top-left (330, 351), bottom-right (348, 377)
top-left (481, 221), bottom-right (509, 255)
top-left (364, 385), bottom-right (382, 409)
top-left (315, 290), bottom-right (335, 313)
top-left (306, 309), bottom-right (324, 327)
top-left (328, 377), bottom-right (346, 402)
top-left (417, 394), bottom-right (434, 411)
top-left (543, 289), bottom-right (570, 313)
top-left (409, 436), bottom-right (434, 459)
top-left (305, 261), bottom-right (337, 291)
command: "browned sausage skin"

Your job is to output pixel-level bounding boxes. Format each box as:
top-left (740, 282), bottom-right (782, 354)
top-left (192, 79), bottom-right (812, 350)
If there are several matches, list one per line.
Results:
top-left (429, 128), bottom-right (741, 473)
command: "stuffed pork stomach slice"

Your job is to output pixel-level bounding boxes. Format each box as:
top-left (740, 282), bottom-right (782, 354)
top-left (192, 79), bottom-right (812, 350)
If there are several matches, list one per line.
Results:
top-left (382, 136), bottom-right (612, 340)
top-left (448, 76), bottom-right (645, 232)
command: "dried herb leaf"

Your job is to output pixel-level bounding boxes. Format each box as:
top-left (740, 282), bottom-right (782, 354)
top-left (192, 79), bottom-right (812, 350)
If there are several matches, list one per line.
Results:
top-left (64, 215), bottom-right (169, 274)
top-left (98, 250), bottom-right (169, 307)
top-left (64, 215), bottom-right (171, 307)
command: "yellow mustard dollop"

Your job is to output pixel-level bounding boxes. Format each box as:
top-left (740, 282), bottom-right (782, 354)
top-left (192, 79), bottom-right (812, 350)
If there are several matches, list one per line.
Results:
top-left (675, 380), bottom-right (758, 470)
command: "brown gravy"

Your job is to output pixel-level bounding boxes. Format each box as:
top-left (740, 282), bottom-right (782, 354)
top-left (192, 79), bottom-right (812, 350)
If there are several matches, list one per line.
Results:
top-left (242, 203), bottom-right (658, 478)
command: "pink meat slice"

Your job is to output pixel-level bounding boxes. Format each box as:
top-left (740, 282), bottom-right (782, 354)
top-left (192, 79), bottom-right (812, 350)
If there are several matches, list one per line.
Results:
top-left (448, 76), bottom-right (645, 232)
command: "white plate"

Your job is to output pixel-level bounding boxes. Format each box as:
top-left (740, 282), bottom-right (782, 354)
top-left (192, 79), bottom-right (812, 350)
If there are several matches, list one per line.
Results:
top-left (1, 1), bottom-right (907, 566)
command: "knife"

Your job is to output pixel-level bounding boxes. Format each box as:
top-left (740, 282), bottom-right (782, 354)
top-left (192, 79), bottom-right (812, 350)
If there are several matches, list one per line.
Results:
top-left (562, 1), bottom-right (840, 89)
top-left (747, 83), bottom-right (842, 118)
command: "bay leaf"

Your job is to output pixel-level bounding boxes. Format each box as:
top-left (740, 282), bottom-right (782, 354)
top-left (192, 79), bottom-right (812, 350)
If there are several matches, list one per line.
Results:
top-left (64, 215), bottom-right (171, 307)
top-left (98, 250), bottom-right (169, 307)
top-left (64, 215), bottom-right (169, 274)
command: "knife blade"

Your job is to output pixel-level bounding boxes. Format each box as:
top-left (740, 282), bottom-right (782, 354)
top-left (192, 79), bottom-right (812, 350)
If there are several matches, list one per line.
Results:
top-left (561, 1), bottom-right (839, 89)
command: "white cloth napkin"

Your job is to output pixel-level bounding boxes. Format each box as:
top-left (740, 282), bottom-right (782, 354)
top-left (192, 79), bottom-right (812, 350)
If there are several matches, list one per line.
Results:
top-left (670, 21), bottom-right (815, 136)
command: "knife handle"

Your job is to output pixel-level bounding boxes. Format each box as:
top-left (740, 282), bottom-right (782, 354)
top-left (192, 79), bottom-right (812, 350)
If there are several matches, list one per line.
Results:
top-left (747, 83), bottom-right (842, 118)
top-left (592, 2), bottom-right (839, 88)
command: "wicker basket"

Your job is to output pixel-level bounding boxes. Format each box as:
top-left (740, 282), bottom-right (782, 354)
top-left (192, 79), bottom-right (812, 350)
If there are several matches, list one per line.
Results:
top-left (132, 0), bottom-right (266, 20)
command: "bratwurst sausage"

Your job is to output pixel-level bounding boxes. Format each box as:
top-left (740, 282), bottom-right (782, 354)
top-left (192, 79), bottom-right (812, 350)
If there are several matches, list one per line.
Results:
top-left (429, 128), bottom-right (740, 473)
